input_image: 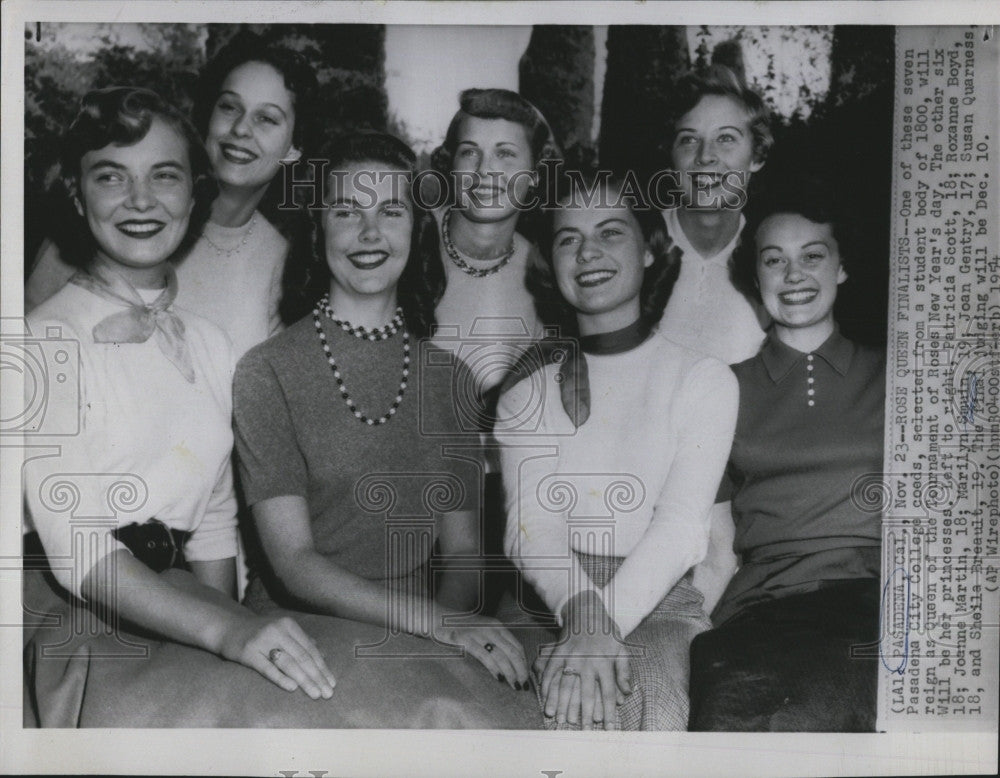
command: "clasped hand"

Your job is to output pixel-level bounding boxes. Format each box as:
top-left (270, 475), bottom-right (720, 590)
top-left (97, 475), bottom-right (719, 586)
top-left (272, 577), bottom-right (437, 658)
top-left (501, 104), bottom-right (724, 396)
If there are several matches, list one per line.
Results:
top-left (536, 590), bottom-right (632, 730)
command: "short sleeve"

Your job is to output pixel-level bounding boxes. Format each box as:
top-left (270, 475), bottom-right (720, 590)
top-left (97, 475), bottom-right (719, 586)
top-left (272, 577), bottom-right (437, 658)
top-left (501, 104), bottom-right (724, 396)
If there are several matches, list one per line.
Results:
top-left (185, 453), bottom-right (239, 563)
top-left (21, 314), bottom-right (127, 598)
top-left (232, 349), bottom-right (308, 505)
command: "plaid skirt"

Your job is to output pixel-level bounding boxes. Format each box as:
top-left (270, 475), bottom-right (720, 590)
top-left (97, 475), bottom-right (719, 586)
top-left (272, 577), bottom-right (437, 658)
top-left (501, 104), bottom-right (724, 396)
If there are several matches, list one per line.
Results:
top-left (501, 551), bottom-right (711, 731)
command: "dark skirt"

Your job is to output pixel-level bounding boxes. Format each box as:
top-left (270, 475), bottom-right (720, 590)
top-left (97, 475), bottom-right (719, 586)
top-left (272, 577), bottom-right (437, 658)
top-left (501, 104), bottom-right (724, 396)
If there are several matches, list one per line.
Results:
top-left (689, 577), bottom-right (880, 732)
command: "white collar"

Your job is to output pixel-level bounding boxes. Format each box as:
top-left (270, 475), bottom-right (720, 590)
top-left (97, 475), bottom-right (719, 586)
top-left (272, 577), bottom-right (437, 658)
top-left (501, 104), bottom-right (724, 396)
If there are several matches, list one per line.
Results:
top-left (662, 207), bottom-right (746, 268)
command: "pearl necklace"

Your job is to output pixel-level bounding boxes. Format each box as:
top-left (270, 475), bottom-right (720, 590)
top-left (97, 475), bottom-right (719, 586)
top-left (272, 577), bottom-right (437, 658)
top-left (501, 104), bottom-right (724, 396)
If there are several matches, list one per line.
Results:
top-left (441, 207), bottom-right (515, 278)
top-left (313, 297), bottom-right (410, 426)
top-left (201, 213), bottom-right (257, 258)
top-left (318, 295), bottom-right (403, 341)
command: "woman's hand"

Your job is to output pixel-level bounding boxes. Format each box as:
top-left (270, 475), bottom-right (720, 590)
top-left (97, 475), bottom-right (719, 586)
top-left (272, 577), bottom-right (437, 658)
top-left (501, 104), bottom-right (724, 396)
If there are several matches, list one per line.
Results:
top-left (216, 612), bottom-right (337, 700)
top-left (435, 614), bottom-right (530, 691)
top-left (536, 591), bottom-right (632, 729)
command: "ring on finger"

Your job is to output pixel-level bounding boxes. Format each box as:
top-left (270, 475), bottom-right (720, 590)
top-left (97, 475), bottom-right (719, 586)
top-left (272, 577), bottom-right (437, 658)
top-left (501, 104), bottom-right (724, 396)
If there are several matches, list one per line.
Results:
top-left (268, 647), bottom-right (284, 664)
top-left (484, 642), bottom-right (495, 653)
top-left (562, 666), bottom-right (580, 676)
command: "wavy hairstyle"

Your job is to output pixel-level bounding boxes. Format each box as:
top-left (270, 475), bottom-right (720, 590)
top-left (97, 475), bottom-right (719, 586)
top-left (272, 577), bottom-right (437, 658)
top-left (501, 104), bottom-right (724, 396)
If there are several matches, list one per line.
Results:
top-left (664, 64), bottom-right (774, 166)
top-left (280, 131), bottom-right (445, 339)
top-left (526, 175), bottom-right (680, 338)
top-left (732, 179), bottom-right (858, 305)
top-left (191, 31), bottom-right (319, 228)
top-left (53, 86), bottom-right (217, 270)
top-left (430, 88), bottom-right (562, 240)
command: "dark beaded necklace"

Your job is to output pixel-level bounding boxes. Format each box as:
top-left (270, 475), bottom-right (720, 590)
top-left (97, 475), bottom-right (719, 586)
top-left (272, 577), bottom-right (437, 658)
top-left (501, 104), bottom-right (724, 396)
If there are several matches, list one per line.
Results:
top-left (312, 295), bottom-right (410, 426)
top-left (441, 207), bottom-right (515, 277)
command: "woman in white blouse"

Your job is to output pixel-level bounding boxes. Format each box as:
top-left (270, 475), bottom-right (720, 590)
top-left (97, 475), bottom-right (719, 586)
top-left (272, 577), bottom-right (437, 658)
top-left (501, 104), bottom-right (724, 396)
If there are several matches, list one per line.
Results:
top-left (23, 87), bottom-right (334, 703)
top-left (495, 176), bottom-right (738, 730)
top-left (25, 31), bottom-right (317, 359)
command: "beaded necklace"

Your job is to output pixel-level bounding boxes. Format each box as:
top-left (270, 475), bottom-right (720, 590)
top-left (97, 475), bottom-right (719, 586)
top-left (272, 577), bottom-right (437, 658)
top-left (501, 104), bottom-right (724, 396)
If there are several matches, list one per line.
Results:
top-left (312, 295), bottom-right (410, 426)
top-left (318, 295), bottom-right (404, 341)
top-left (441, 207), bottom-right (515, 278)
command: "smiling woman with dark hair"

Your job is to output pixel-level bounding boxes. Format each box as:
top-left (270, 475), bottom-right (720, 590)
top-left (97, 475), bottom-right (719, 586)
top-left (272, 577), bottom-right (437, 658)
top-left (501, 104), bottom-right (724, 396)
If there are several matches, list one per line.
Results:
top-left (26, 31), bottom-right (318, 359)
top-left (495, 176), bottom-right (736, 731)
top-left (231, 132), bottom-right (541, 725)
top-left (688, 185), bottom-right (885, 732)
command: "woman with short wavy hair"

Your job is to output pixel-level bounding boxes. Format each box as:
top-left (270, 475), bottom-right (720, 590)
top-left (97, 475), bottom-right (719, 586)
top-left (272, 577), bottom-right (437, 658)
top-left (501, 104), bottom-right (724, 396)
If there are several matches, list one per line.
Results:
top-left (657, 63), bottom-right (773, 366)
top-left (429, 88), bottom-right (563, 406)
top-left (23, 87), bottom-right (335, 708)
top-left (26, 31), bottom-right (317, 359)
top-left (496, 176), bottom-right (737, 730)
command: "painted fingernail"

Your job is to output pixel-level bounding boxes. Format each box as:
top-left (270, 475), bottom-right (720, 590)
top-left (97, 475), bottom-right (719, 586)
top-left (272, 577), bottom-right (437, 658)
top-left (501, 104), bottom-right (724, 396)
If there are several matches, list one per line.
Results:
top-left (513, 681), bottom-right (521, 690)
top-left (497, 674), bottom-right (506, 684)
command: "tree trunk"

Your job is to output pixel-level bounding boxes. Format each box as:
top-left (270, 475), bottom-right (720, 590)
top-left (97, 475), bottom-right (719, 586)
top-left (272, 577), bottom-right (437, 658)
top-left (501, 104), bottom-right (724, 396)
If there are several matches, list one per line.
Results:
top-left (599, 26), bottom-right (690, 181)
top-left (519, 25), bottom-right (596, 167)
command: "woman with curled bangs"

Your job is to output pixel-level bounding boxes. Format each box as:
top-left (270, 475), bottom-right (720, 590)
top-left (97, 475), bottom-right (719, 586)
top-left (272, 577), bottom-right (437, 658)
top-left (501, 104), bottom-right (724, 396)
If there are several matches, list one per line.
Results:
top-left (26, 31), bottom-right (318, 359)
top-left (429, 88), bottom-right (563, 405)
top-left (657, 64), bottom-right (773, 366)
top-left (495, 175), bottom-right (737, 730)
top-left (233, 131), bottom-right (538, 720)
top-left (23, 88), bottom-right (336, 724)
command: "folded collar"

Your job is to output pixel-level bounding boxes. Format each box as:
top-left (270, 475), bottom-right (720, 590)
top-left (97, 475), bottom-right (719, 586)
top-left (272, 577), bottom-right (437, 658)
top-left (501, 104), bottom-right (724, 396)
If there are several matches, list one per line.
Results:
top-left (761, 327), bottom-right (854, 383)
top-left (662, 207), bottom-right (746, 268)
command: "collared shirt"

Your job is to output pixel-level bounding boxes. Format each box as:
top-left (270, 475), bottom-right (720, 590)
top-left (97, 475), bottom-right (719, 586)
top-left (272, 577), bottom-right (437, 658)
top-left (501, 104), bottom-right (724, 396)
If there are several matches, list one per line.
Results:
top-left (657, 208), bottom-right (766, 365)
top-left (713, 329), bottom-right (886, 625)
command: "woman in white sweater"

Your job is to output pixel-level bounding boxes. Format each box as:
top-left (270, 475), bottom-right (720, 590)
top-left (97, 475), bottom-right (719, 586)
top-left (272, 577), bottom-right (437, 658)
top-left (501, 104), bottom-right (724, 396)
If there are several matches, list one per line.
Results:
top-left (495, 177), bottom-right (738, 730)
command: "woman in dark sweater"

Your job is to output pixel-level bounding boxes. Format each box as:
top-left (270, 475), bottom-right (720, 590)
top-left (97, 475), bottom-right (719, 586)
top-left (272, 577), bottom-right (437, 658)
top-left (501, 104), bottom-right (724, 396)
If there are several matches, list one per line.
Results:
top-left (233, 131), bottom-right (533, 701)
top-left (688, 186), bottom-right (886, 732)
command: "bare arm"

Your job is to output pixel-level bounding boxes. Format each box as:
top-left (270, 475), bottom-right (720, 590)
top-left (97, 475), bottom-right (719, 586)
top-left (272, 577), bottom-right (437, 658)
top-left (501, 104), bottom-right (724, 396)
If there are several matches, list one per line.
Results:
top-left (252, 495), bottom-right (434, 633)
top-left (82, 550), bottom-right (335, 698)
top-left (434, 508), bottom-right (481, 612)
top-left (253, 496), bottom-right (529, 688)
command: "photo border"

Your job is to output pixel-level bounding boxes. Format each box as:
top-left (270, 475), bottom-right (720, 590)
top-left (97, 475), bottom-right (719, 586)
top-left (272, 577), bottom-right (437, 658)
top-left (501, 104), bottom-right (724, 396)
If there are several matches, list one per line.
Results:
top-left (2, 2), bottom-right (998, 776)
